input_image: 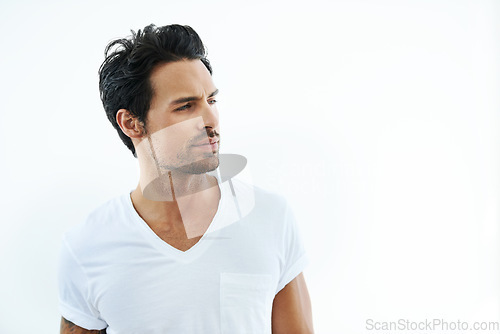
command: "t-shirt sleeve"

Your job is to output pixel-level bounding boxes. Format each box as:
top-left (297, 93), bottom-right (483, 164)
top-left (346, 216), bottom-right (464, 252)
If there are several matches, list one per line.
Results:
top-left (275, 202), bottom-right (309, 294)
top-left (58, 237), bottom-right (107, 330)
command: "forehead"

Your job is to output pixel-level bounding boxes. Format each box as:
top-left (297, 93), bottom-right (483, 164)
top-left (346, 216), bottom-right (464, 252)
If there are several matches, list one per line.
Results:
top-left (149, 59), bottom-right (215, 103)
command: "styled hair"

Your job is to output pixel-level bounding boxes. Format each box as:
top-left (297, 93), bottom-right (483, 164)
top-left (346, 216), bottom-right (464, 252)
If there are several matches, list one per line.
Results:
top-left (98, 24), bottom-right (212, 157)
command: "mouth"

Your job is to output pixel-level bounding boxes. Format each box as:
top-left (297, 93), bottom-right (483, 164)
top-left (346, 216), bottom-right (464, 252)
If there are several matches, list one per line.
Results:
top-left (192, 139), bottom-right (219, 151)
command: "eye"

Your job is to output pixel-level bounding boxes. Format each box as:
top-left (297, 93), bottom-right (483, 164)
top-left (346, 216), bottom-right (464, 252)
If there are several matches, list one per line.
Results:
top-left (208, 99), bottom-right (217, 105)
top-left (175, 103), bottom-right (191, 111)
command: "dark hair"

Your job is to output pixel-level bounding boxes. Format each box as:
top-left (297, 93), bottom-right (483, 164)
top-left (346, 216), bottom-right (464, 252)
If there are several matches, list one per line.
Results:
top-left (98, 24), bottom-right (212, 157)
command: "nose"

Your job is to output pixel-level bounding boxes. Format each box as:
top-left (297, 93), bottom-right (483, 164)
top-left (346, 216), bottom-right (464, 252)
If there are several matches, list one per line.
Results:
top-left (198, 99), bottom-right (219, 132)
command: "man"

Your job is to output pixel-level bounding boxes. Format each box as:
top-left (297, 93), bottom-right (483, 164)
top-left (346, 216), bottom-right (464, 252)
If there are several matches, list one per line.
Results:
top-left (58, 24), bottom-right (313, 333)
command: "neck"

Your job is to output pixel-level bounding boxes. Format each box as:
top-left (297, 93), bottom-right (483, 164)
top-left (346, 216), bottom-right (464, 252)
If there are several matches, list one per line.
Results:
top-left (130, 172), bottom-right (221, 239)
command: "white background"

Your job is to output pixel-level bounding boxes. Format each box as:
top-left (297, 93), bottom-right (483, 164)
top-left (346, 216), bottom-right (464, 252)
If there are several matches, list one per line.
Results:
top-left (1, 0), bottom-right (499, 333)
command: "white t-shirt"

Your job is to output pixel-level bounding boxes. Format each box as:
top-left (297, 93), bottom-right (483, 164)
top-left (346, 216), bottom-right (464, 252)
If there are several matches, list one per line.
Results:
top-left (58, 179), bottom-right (308, 334)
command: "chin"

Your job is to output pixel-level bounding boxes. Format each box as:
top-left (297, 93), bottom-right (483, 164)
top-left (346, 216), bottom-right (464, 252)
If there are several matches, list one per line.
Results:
top-left (177, 155), bottom-right (219, 174)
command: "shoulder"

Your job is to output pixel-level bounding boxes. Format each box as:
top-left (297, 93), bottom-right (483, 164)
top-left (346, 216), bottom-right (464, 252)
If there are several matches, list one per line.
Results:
top-left (227, 178), bottom-right (291, 229)
top-left (62, 194), bottom-right (131, 256)
top-left (230, 178), bottom-right (288, 208)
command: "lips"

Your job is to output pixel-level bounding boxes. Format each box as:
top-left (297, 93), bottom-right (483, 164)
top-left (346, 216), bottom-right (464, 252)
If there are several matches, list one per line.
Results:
top-left (193, 139), bottom-right (219, 146)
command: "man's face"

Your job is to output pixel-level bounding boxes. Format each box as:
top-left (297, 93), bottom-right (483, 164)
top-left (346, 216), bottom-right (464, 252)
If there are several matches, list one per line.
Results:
top-left (137, 59), bottom-right (220, 175)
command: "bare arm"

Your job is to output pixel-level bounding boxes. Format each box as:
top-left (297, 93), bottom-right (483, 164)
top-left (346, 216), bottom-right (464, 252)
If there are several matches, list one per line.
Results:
top-left (60, 317), bottom-right (106, 334)
top-left (271, 272), bottom-right (314, 334)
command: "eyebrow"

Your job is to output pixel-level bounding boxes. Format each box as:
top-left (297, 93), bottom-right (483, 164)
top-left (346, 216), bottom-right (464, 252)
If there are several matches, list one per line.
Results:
top-left (169, 89), bottom-right (219, 106)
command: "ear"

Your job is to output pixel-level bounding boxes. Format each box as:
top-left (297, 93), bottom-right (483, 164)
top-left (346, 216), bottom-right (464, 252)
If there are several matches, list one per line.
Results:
top-left (116, 109), bottom-right (145, 139)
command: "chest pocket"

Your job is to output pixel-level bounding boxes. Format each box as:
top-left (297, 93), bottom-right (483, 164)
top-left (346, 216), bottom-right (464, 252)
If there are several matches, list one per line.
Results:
top-left (220, 273), bottom-right (273, 334)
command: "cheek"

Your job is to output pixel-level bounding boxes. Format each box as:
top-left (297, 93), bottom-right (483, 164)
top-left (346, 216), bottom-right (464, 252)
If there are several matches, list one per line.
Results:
top-left (149, 131), bottom-right (188, 158)
top-left (148, 117), bottom-right (203, 155)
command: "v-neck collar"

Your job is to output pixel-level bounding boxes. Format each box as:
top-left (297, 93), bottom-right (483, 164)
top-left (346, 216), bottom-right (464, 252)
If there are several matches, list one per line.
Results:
top-left (124, 179), bottom-right (227, 263)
